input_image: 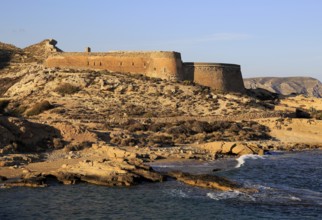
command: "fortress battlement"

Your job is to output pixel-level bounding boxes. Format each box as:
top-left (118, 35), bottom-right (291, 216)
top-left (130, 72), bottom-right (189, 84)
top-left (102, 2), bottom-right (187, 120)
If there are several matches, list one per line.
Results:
top-left (45, 44), bottom-right (245, 93)
top-left (184, 62), bottom-right (240, 68)
top-left (50, 51), bottom-right (182, 58)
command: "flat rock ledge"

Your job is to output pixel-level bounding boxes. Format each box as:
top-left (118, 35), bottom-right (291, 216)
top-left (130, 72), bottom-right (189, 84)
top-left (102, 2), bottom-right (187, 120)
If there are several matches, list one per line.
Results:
top-left (0, 158), bottom-right (164, 188)
top-left (166, 171), bottom-right (258, 193)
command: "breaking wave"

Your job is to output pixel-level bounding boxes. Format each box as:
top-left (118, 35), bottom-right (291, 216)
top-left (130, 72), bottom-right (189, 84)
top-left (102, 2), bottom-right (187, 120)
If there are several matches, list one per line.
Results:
top-left (167, 189), bottom-right (189, 198)
top-left (235, 154), bottom-right (265, 168)
top-left (207, 190), bottom-right (256, 201)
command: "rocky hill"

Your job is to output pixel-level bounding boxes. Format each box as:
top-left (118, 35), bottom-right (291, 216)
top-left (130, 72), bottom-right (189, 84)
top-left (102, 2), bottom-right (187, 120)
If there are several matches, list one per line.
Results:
top-left (0, 42), bottom-right (21, 53)
top-left (23, 39), bottom-right (62, 62)
top-left (0, 39), bottom-right (62, 65)
top-left (244, 77), bottom-right (322, 98)
top-left (0, 41), bottom-right (23, 64)
top-left (1, 39), bottom-right (322, 188)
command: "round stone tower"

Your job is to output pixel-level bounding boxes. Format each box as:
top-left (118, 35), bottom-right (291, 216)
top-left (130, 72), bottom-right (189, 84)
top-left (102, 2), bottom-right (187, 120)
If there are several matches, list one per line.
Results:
top-left (183, 62), bottom-right (245, 93)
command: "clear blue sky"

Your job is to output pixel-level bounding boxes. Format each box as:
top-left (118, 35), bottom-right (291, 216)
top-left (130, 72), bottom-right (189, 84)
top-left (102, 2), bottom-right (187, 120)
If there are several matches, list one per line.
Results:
top-left (1, 0), bottom-right (322, 80)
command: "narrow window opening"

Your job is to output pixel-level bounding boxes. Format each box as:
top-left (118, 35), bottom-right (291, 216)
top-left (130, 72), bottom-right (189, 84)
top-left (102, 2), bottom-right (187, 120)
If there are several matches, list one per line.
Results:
top-left (154, 67), bottom-right (157, 71)
top-left (132, 62), bottom-right (135, 66)
top-left (120, 62), bottom-right (123, 66)
top-left (87, 61), bottom-right (89, 66)
top-left (93, 62), bottom-right (96, 66)
top-left (99, 62), bottom-right (102, 66)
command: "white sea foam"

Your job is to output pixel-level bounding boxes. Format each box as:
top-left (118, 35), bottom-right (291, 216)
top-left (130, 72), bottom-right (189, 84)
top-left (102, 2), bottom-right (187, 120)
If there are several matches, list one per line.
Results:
top-left (151, 164), bottom-right (179, 168)
top-left (235, 154), bottom-right (265, 168)
top-left (207, 191), bottom-right (242, 200)
top-left (207, 191), bottom-right (256, 201)
top-left (168, 189), bottom-right (189, 198)
top-left (290, 196), bottom-right (302, 201)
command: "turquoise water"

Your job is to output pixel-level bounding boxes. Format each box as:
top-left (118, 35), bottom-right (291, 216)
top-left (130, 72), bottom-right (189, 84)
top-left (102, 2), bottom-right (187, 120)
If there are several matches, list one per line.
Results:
top-left (1, 151), bottom-right (322, 219)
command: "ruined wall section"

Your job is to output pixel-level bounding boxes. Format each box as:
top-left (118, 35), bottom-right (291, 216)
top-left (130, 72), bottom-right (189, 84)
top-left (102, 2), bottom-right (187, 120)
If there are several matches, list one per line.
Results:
top-left (45, 51), bottom-right (183, 81)
top-left (184, 63), bottom-right (245, 93)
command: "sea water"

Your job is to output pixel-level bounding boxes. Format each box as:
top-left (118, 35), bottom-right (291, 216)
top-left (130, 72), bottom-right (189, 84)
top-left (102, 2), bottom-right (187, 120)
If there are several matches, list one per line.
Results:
top-left (1, 150), bottom-right (322, 219)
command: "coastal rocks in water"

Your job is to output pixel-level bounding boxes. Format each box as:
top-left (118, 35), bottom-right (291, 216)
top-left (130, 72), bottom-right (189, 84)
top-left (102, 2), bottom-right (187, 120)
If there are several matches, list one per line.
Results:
top-left (197, 141), bottom-right (262, 156)
top-left (49, 157), bottom-right (164, 186)
top-left (44, 145), bottom-right (165, 186)
top-left (231, 143), bottom-right (254, 155)
top-left (166, 171), bottom-right (258, 193)
top-left (0, 172), bottom-right (46, 188)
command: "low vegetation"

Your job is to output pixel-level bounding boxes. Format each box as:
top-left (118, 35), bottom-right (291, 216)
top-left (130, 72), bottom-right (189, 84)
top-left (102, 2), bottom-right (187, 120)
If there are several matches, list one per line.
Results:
top-left (0, 99), bottom-right (10, 113)
top-left (54, 83), bottom-right (80, 95)
top-left (106, 119), bottom-right (271, 148)
top-left (26, 100), bottom-right (54, 116)
top-left (295, 107), bottom-right (322, 120)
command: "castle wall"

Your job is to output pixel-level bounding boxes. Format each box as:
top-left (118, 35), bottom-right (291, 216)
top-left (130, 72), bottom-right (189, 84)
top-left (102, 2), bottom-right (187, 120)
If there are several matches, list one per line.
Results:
top-left (45, 50), bottom-right (245, 93)
top-left (45, 51), bottom-right (183, 81)
top-left (183, 62), bottom-right (245, 93)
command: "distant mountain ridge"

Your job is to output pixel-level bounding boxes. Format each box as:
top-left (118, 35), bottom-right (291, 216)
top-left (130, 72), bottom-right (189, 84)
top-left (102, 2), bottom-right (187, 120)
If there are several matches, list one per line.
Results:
top-left (244, 77), bottom-right (322, 98)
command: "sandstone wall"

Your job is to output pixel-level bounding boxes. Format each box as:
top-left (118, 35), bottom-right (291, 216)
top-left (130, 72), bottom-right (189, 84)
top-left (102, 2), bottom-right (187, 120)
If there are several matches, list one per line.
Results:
top-left (45, 52), bottom-right (183, 81)
top-left (183, 63), bottom-right (245, 93)
top-left (45, 51), bottom-right (245, 93)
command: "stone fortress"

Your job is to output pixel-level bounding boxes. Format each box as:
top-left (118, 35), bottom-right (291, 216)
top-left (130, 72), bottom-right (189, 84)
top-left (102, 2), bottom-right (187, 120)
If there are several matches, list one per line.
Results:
top-left (45, 41), bottom-right (245, 93)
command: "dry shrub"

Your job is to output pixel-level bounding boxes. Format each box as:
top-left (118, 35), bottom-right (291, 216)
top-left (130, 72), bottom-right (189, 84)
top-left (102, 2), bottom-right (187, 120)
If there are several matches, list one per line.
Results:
top-left (147, 134), bottom-right (173, 146)
top-left (0, 99), bottom-right (10, 113)
top-left (148, 123), bottom-right (166, 132)
top-left (26, 100), bottom-right (53, 116)
top-left (127, 122), bottom-right (147, 132)
top-left (8, 105), bottom-right (27, 117)
top-left (126, 104), bottom-right (146, 116)
top-left (54, 83), bottom-right (80, 95)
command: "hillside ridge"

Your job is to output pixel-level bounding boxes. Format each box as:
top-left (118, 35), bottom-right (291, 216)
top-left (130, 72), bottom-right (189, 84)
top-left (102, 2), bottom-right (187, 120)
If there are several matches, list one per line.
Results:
top-left (244, 76), bottom-right (322, 98)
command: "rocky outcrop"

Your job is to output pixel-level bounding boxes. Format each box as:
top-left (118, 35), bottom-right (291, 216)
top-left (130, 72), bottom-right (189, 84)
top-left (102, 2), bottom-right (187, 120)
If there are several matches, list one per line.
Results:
top-left (0, 145), bottom-right (164, 188)
top-left (244, 77), bottom-right (322, 98)
top-left (0, 42), bottom-right (24, 68)
top-left (0, 116), bottom-right (62, 153)
top-left (196, 141), bottom-right (265, 157)
top-left (50, 157), bottom-right (164, 186)
top-left (23, 39), bottom-right (62, 62)
top-left (0, 175), bottom-right (46, 188)
top-left (0, 39), bottom-right (62, 65)
top-left (166, 171), bottom-right (257, 193)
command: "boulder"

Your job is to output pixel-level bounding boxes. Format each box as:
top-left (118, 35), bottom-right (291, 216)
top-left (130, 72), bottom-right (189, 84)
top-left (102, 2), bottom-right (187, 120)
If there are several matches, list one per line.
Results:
top-left (221, 142), bottom-right (236, 154)
top-left (231, 143), bottom-right (254, 155)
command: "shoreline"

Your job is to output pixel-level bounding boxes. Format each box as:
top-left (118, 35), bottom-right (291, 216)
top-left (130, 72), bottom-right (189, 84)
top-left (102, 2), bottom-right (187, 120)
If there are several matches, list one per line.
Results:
top-left (1, 144), bottom-right (321, 190)
top-left (1, 63), bottom-right (322, 191)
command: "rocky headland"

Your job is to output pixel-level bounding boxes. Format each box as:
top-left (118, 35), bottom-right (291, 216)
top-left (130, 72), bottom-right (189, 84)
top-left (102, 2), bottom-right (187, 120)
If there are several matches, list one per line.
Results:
top-left (1, 39), bottom-right (322, 190)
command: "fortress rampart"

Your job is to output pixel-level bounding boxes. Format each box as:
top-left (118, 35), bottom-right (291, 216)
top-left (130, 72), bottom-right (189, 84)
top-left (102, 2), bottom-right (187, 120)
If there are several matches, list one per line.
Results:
top-left (45, 51), bottom-right (183, 81)
top-left (45, 49), bottom-right (245, 93)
